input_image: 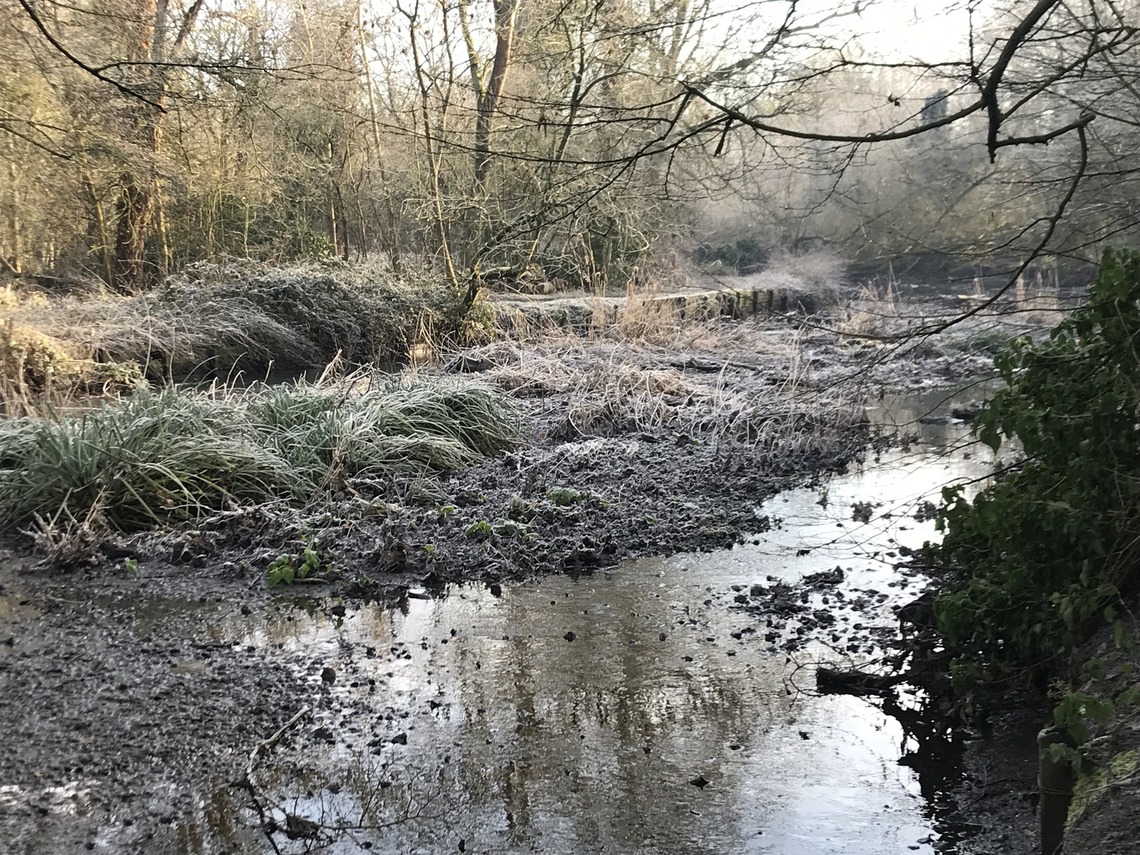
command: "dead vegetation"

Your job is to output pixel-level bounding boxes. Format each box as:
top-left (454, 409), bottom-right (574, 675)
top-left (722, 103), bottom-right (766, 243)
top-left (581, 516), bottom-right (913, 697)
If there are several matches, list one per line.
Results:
top-left (0, 259), bottom-right (470, 414)
top-left (1, 315), bottom-right (143, 416)
top-left (451, 316), bottom-right (866, 460)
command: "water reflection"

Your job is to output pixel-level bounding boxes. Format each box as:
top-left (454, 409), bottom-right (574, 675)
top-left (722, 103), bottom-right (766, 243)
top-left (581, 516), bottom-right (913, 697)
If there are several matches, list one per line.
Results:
top-left (186, 404), bottom-right (987, 853)
top-left (80, 387), bottom-right (998, 853)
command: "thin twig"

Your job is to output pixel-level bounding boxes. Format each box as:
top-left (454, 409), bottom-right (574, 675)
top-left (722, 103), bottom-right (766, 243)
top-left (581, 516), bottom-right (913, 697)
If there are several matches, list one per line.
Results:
top-left (239, 705), bottom-right (312, 854)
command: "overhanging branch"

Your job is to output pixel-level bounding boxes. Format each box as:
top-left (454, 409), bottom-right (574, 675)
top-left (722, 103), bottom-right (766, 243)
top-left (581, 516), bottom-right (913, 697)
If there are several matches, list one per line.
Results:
top-left (15, 0), bottom-right (165, 110)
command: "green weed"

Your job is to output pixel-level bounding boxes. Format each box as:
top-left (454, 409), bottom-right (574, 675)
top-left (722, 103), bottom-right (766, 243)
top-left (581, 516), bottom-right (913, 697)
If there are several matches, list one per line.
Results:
top-left (266, 545), bottom-right (326, 587)
top-left (547, 487), bottom-right (584, 506)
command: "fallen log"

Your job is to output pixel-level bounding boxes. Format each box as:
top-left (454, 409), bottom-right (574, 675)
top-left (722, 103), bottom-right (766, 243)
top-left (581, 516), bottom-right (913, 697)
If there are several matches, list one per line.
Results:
top-left (816, 666), bottom-right (904, 696)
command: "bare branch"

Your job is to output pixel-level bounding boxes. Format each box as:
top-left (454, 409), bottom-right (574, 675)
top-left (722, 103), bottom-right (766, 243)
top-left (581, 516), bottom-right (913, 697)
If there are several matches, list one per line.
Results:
top-left (14, 0), bottom-right (164, 110)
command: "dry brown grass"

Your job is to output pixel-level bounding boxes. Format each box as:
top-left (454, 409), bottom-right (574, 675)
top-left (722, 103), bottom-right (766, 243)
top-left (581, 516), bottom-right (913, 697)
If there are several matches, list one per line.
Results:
top-left (0, 313), bottom-right (144, 416)
top-left (838, 278), bottom-right (900, 338)
top-left (8, 293), bottom-right (309, 380)
top-left (451, 319), bottom-right (864, 456)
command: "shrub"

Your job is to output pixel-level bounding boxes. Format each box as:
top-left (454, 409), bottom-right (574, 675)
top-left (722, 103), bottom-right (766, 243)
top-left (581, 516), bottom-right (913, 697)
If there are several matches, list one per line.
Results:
top-left (934, 249), bottom-right (1140, 676)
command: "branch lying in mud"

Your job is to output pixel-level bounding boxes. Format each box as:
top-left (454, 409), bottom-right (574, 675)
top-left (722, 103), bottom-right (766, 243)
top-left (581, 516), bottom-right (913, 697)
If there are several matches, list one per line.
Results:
top-left (238, 705), bottom-right (311, 854)
top-left (815, 666), bottom-right (906, 696)
top-left (246, 705), bottom-right (312, 776)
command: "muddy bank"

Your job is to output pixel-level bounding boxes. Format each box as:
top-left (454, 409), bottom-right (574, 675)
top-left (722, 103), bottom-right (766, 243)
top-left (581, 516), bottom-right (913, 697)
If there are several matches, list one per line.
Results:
top-left (14, 320), bottom-right (879, 595)
top-left (0, 308), bottom-right (1069, 854)
top-left (0, 564), bottom-right (310, 853)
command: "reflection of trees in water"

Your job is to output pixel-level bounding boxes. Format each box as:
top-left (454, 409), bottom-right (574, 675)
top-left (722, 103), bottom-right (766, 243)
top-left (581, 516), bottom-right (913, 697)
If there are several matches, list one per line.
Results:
top-left (878, 690), bottom-right (969, 845)
top-left (218, 584), bottom-right (798, 851)
top-left (234, 752), bottom-right (472, 854)
top-left (405, 585), bottom-right (792, 853)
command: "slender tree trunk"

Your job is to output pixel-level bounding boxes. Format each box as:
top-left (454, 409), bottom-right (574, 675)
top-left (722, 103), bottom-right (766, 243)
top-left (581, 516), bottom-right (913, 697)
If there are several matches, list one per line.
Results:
top-left (156, 179), bottom-right (172, 275)
top-left (357, 4), bottom-right (403, 274)
top-left (84, 172), bottom-right (114, 286)
top-left (6, 154), bottom-right (22, 274)
top-left (328, 139), bottom-right (340, 257)
top-left (109, 0), bottom-right (203, 294)
top-left (407, 3), bottom-right (459, 289)
top-left (473, 0), bottom-right (521, 187)
top-left (110, 0), bottom-right (159, 294)
top-left (112, 173), bottom-right (153, 293)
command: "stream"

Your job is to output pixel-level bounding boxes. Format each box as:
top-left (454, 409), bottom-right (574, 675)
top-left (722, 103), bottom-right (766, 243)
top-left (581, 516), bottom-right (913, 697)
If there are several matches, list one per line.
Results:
top-left (112, 387), bottom-right (1008, 855)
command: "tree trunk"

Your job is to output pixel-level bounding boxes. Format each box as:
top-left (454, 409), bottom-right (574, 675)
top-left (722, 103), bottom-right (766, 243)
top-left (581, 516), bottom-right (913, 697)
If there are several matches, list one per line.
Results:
top-left (473, 0), bottom-right (521, 188)
top-left (6, 155), bottom-right (22, 274)
top-left (357, 4), bottom-right (403, 275)
top-left (108, 0), bottom-right (203, 293)
top-left (84, 171), bottom-right (115, 287)
top-left (112, 173), bottom-right (153, 294)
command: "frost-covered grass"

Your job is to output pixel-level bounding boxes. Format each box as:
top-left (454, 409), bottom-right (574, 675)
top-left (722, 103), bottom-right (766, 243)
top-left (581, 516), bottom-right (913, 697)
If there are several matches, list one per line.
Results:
top-left (456, 323), bottom-right (866, 454)
top-left (0, 378), bottom-right (519, 533)
top-left (1, 258), bottom-right (467, 389)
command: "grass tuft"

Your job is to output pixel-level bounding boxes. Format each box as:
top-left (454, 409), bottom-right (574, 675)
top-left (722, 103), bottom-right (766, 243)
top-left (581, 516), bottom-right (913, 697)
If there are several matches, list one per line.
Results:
top-left (0, 378), bottom-right (519, 534)
top-left (0, 389), bottom-right (300, 531)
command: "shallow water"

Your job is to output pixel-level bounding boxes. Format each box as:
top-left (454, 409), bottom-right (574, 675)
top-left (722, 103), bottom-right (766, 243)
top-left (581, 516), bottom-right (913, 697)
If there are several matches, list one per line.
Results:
top-left (132, 387), bottom-right (999, 854)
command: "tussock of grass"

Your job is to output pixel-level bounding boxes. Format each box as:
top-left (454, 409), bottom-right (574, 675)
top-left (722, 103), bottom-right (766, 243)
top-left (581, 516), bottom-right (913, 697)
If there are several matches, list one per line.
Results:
top-left (249, 380), bottom-right (518, 486)
top-left (0, 389), bottom-right (296, 531)
top-left (0, 378), bottom-right (519, 533)
top-left (1, 259), bottom-right (464, 385)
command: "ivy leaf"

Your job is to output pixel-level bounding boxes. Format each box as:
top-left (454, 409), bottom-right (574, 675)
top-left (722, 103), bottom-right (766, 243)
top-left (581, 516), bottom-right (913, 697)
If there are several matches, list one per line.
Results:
top-left (978, 420), bottom-right (1002, 453)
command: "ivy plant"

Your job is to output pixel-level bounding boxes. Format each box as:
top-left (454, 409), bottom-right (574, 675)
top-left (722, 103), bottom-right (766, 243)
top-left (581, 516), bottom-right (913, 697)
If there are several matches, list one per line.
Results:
top-left (935, 249), bottom-right (1140, 678)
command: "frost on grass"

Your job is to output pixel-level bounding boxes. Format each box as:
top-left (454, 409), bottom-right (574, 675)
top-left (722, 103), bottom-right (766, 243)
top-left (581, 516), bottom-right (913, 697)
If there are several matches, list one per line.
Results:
top-left (1, 259), bottom-right (464, 384)
top-left (455, 320), bottom-right (867, 459)
top-left (0, 378), bottom-right (519, 535)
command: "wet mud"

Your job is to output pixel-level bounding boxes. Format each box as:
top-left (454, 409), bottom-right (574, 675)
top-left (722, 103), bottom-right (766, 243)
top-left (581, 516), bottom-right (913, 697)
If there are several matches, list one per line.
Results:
top-left (0, 311), bottom-right (1068, 853)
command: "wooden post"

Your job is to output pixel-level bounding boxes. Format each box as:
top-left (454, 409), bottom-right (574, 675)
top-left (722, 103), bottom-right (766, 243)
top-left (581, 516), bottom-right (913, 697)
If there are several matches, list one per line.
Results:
top-left (1038, 725), bottom-right (1074, 855)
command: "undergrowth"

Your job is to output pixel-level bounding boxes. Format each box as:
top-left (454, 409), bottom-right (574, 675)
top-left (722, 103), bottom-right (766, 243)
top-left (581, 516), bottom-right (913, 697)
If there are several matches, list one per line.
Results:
top-left (456, 327), bottom-right (865, 455)
top-left (1, 259), bottom-right (476, 389)
top-left (934, 248), bottom-right (1140, 687)
top-left (0, 378), bottom-right (519, 534)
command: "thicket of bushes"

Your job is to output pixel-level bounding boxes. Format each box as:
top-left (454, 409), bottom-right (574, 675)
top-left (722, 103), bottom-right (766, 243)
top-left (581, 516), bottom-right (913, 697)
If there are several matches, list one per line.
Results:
top-left (0, 260), bottom-right (484, 407)
top-left (934, 249), bottom-right (1140, 682)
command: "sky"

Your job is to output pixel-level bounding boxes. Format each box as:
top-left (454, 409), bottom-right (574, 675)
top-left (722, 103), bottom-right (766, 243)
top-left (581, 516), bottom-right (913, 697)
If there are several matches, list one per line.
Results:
top-left (852, 1), bottom-right (977, 62)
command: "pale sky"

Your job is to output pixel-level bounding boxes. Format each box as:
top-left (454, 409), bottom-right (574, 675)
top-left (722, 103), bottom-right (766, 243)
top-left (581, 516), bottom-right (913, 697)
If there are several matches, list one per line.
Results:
top-left (851, 1), bottom-right (976, 63)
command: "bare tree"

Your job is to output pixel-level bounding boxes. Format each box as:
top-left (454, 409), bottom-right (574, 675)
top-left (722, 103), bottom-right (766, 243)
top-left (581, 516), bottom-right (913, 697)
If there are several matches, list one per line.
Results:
top-left (5, 0), bottom-right (1140, 307)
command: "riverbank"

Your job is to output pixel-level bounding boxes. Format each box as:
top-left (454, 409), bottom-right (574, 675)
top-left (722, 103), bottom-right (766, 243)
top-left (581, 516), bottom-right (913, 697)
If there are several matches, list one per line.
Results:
top-left (0, 383), bottom-right (1049, 854)
top-left (1, 295), bottom-right (1091, 853)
